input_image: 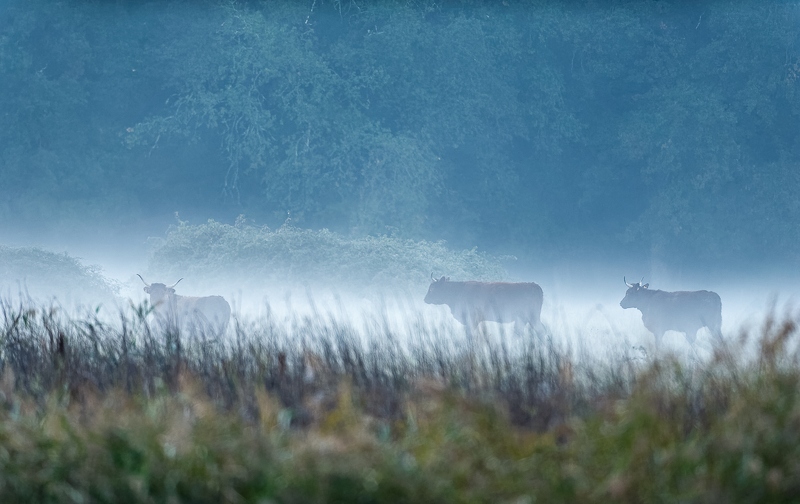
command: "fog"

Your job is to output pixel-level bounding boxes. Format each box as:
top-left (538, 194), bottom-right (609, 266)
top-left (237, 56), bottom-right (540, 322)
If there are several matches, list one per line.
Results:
top-left (1, 0), bottom-right (799, 361)
top-left (51, 257), bottom-right (790, 366)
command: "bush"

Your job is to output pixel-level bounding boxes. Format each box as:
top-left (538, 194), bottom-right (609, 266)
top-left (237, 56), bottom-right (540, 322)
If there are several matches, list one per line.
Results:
top-left (145, 219), bottom-right (509, 293)
top-left (0, 245), bottom-right (118, 305)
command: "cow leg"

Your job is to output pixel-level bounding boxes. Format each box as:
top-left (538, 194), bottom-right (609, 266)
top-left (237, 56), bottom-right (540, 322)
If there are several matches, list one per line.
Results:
top-left (462, 320), bottom-right (476, 343)
top-left (519, 318), bottom-right (546, 338)
top-left (653, 331), bottom-right (665, 350)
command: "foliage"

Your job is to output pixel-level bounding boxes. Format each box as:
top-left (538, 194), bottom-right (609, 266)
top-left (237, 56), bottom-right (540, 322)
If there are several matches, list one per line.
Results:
top-left (145, 219), bottom-right (509, 292)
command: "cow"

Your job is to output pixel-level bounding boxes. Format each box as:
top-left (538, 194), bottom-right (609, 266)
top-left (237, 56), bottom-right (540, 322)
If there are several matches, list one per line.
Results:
top-left (619, 277), bottom-right (722, 347)
top-left (137, 275), bottom-right (231, 334)
top-left (424, 275), bottom-right (544, 334)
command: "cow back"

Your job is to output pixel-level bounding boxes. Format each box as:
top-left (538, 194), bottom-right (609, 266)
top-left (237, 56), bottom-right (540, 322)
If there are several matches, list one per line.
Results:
top-left (434, 281), bottom-right (543, 325)
top-left (180, 295), bottom-right (231, 323)
top-left (155, 294), bottom-right (231, 332)
top-left (644, 289), bottom-right (722, 332)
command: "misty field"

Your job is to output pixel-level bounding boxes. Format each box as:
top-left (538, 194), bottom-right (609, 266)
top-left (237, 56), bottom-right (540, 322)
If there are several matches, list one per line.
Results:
top-left (0, 288), bottom-right (799, 502)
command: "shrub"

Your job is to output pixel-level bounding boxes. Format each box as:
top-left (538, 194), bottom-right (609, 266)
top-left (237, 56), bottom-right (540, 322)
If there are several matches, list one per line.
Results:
top-left (145, 219), bottom-right (508, 293)
top-left (0, 245), bottom-right (118, 305)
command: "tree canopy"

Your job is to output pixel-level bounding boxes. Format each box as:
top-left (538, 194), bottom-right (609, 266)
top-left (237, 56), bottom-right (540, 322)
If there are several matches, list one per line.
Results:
top-left (1, 0), bottom-right (798, 272)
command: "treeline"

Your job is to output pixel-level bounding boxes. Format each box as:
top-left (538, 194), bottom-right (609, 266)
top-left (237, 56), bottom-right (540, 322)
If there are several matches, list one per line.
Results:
top-left (1, 0), bottom-right (798, 268)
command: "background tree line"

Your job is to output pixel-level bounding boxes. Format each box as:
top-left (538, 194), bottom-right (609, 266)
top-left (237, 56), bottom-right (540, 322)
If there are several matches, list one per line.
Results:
top-left (1, 0), bottom-right (798, 273)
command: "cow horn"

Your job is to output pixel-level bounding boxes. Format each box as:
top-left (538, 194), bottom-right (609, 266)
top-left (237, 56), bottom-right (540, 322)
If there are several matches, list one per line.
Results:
top-left (168, 278), bottom-right (183, 289)
top-left (624, 276), bottom-right (633, 288)
top-left (431, 272), bottom-right (435, 282)
top-left (137, 274), bottom-right (150, 287)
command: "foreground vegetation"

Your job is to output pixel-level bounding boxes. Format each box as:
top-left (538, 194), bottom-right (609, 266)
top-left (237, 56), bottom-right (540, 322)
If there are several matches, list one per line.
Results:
top-left (1, 295), bottom-right (799, 502)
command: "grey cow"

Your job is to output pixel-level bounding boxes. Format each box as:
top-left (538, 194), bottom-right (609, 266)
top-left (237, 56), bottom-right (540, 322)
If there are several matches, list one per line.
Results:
top-left (424, 275), bottom-right (544, 334)
top-left (137, 275), bottom-right (231, 334)
top-left (620, 277), bottom-right (722, 347)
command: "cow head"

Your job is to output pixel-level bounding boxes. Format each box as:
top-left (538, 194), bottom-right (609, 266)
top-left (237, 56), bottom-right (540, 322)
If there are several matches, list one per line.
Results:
top-left (137, 274), bottom-right (183, 306)
top-left (620, 276), bottom-right (649, 309)
top-left (424, 274), bottom-right (450, 305)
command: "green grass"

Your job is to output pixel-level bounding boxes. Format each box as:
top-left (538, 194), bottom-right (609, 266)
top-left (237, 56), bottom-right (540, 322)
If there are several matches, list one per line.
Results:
top-left (1, 295), bottom-right (800, 502)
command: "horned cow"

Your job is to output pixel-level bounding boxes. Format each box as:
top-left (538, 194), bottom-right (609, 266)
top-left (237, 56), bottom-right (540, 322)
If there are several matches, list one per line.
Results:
top-left (137, 275), bottom-right (231, 334)
top-left (424, 275), bottom-right (544, 334)
top-left (620, 277), bottom-right (722, 347)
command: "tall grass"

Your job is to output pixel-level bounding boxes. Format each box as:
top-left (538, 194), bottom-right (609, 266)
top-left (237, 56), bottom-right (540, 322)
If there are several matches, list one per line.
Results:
top-left (1, 295), bottom-right (800, 502)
